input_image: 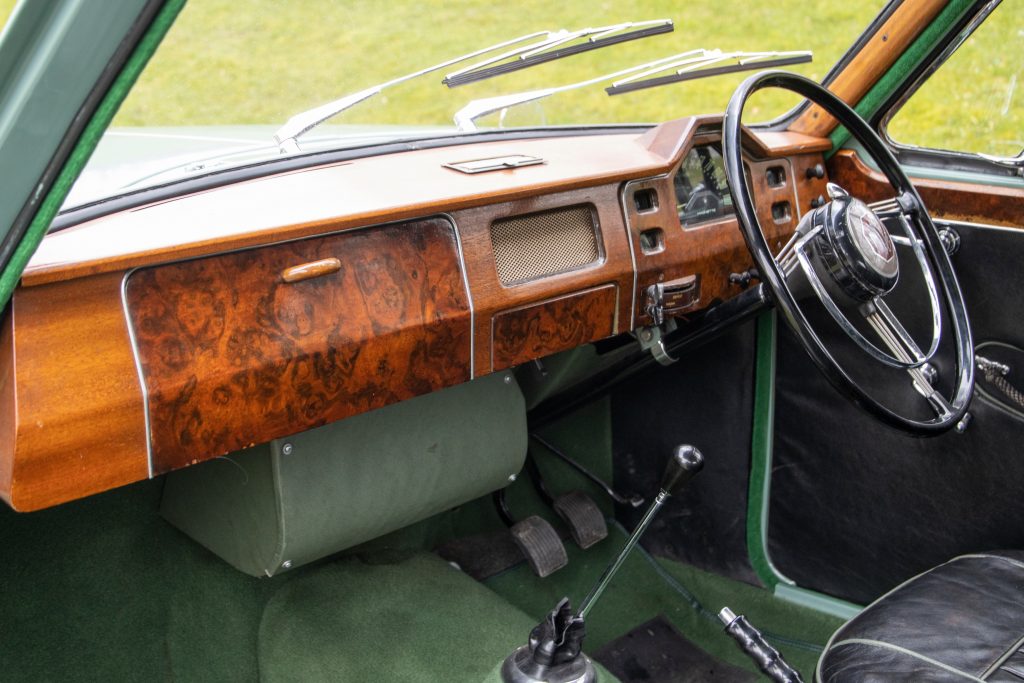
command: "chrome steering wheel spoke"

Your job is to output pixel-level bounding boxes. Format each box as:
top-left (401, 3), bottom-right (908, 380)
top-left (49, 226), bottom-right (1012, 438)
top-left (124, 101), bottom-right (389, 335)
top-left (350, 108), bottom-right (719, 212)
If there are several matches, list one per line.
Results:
top-left (785, 224), bottom-right (927, 370)
top-left (863, 296), bottom-right (953, 419)
top-left (773, 191), bottom-right (943, 370)
top-left (867, 196), bottom-right (903, 219)
top-left (863, 297), bottom-right (926, 365)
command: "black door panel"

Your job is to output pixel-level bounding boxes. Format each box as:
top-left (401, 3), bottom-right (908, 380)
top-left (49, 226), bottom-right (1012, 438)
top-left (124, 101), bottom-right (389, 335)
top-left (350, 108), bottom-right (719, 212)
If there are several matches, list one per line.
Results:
top-left (767, 221), bottom-right (1024, 604)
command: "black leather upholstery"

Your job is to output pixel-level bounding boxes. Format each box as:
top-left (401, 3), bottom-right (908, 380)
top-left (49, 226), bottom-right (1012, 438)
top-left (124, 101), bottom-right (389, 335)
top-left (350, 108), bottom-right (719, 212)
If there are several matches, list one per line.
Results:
top-left (818, 552), bottom-right (1024, 682)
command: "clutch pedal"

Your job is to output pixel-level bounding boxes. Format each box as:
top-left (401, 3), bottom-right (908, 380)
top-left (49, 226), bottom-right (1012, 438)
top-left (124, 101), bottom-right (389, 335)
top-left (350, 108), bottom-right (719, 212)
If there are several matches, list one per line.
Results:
top-left (553, 491), bottom-right (608, 549)
top-left (509, 515), bottom-right (569, 578)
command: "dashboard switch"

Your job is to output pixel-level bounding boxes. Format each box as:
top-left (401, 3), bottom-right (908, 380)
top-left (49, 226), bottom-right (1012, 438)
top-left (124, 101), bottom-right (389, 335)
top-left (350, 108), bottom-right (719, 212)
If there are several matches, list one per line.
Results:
top-left (806, 163), bottom-right (825, 180)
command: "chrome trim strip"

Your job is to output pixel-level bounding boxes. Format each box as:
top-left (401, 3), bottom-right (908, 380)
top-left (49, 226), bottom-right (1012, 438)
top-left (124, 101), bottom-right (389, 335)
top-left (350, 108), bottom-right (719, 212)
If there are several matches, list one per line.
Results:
top-left (619, 179), bottom-right (642, 328)
top-left (120, 268), bottom-right (154, 479)
top-left (785, 158), bottom-right (806, 219)
top-left (440, 212), bottom-right (476, 379)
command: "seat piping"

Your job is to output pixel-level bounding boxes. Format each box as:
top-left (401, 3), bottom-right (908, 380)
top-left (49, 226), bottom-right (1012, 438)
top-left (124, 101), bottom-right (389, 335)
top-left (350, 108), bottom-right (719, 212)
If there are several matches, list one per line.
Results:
top-left (981, 634), bottom-right (1024, 680)
top-left (827, 638), bottom-right (985, 682)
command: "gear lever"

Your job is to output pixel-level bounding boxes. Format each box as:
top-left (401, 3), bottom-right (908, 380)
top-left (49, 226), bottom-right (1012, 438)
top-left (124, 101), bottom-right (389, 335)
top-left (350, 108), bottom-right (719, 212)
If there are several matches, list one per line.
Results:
top-left (500, 445), bottom-right (704, 683)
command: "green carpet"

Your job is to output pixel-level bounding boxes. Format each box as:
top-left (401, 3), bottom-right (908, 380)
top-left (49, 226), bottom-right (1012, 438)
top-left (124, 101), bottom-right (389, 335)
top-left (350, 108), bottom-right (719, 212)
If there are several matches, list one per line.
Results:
top-left (486, 523), bottom-right (844, 680)
top-left (258, 553), bottom-right (537, 682)
top-left (0, 479), bottom-right (270, 682)
top-left (258, 552), bottom-right (618, 682)
top-left (0, 478), bottom-right (619, 682)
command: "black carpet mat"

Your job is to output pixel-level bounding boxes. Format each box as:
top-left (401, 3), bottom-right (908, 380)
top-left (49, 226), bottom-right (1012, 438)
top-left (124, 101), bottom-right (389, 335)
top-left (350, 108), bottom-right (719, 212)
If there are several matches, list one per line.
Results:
top-left (594, 615), bottom-right (757, 683)
top-left (436, 529), bottom-right (527, 580)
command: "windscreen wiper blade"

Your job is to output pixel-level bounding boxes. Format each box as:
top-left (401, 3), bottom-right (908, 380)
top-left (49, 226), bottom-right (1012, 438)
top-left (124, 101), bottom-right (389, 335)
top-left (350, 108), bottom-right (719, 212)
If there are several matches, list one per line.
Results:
top-left (605, 49), bottom-right (812, 95)
top-left (273, 19), bottom-right (673, 154)
top-left (453, 50), bottom-right (715, 132)
top-left (443, 20), bottom-right (674, 88)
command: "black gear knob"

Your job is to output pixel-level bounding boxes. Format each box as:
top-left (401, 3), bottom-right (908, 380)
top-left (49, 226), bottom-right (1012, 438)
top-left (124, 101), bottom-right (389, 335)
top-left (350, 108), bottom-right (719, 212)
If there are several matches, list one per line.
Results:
top-left (659, 444), bottom-right (704, 495)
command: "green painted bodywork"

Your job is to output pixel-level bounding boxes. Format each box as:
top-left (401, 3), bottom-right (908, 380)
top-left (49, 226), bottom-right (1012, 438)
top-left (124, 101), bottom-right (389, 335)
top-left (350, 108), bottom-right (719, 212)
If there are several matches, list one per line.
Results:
top-left (0, 0), bottom-right (183, 308)
top-left (775, 583), bottom-right (862, 621)
top-left (0, 0), bottom-right (149, 236)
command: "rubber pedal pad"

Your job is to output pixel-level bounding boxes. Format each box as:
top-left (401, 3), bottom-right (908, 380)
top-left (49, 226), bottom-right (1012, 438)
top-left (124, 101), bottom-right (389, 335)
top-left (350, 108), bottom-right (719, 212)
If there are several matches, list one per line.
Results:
top-left (553, 491), bottom-right (608, 549)
top-left (509, 515), bottom-right (569, 578)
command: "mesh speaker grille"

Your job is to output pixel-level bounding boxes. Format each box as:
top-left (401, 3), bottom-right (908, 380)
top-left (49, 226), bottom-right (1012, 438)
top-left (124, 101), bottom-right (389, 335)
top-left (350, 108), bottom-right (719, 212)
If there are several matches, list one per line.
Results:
top-left (490, 206), bottom-right (600, 285)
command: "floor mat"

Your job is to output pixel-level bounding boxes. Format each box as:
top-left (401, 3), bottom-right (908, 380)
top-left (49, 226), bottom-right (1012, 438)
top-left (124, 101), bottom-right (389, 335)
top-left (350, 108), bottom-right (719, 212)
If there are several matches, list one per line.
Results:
top-left (594, 615), bottom-right (757, 683)
top-left (436, 528), bottom-right (526, 580)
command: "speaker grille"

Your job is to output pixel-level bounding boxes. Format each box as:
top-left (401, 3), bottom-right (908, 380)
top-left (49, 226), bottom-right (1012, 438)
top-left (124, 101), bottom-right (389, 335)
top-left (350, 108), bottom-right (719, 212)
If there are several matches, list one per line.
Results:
top-left (490, 206), bottom-right (600, 285)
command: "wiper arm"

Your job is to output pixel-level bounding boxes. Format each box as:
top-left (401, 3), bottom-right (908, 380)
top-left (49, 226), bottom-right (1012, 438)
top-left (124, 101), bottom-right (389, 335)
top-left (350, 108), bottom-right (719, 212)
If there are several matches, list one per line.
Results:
top-left (273, 31), bottom-right (550, 153)
top-left (605, 49), bottom-right (812, 96)
top-left (443, 20), bottom-right (674, 87)
top-left (453, 51), bottom-right (714, 132)
top-left (273, 19), bottom-right (674, 154)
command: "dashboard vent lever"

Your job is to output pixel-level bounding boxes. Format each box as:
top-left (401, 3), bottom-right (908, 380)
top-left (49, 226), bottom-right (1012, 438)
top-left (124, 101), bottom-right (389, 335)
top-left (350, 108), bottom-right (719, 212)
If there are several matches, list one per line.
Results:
top-left (645, 274), bottom-right (700, 325)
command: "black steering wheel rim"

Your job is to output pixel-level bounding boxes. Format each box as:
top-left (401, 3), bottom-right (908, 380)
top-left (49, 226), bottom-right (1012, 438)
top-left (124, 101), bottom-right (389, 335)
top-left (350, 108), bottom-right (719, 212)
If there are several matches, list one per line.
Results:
top-left (722, 70), bottom-right (974, 434)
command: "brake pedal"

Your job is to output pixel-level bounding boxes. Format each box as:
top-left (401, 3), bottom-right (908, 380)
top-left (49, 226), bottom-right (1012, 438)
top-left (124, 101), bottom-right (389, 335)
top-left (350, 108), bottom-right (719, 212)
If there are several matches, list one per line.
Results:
top-left (553, 491), bottom-right (607, 549)
top-left (509, 515), bottom-right (568, 578)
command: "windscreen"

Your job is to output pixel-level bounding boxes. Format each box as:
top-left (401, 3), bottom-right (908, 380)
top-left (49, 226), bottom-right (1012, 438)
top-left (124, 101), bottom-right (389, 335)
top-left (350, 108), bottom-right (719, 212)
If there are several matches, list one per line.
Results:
top-left (54, 0), bottom-right (884, 212)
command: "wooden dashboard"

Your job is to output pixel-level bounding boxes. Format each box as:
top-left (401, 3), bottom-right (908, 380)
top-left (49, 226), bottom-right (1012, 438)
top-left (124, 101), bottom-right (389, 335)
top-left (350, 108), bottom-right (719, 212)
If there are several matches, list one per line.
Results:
top-left (0, 115), bottom-right (831, 511)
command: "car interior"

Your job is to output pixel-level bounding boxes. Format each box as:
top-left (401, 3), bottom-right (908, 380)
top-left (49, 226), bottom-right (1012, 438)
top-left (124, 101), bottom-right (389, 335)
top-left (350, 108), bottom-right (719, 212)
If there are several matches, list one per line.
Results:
top-left (0, 0), bottom-right (1022, 681)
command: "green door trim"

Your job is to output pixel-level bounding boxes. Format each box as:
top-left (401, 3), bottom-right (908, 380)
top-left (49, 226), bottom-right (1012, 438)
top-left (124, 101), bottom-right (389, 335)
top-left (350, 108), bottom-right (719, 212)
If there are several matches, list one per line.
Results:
top-left (747, 310), bottom-right (792, 590)
top-left (0, 0), bottom-right (185, 307)
top-left (747, 311), bottom-right (863, 621)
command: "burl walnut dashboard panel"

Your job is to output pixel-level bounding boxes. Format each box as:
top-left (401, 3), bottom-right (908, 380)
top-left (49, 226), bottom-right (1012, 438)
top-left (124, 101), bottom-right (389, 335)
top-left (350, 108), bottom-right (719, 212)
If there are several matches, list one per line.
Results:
top-left (0, 117), bottom-right (832, 510)
top-left (492, 286), bottom-right (618, 372)
top-left (124, 218), bottom-right (472, 474)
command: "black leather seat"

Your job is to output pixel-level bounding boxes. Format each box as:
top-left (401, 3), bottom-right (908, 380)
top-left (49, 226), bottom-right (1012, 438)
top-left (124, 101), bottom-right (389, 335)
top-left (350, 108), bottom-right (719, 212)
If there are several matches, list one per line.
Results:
top-left (817, 552), bottom-right (1024, 682)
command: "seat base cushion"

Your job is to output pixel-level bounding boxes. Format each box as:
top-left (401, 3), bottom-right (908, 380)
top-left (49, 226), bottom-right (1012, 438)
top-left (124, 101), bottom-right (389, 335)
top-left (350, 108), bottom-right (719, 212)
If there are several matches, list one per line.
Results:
top-left (817, 551), bottom-right (1024, 682)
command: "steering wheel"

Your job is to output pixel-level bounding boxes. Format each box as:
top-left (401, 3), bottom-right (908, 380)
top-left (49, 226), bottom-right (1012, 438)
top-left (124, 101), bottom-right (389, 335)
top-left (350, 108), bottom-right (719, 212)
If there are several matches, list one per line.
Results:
top-left (722, 71), bottom-right (974, 434)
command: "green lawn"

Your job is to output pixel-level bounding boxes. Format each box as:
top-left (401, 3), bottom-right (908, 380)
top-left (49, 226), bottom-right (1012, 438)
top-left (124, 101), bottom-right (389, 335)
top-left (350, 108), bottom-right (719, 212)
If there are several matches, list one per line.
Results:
top-left (114, 0), bottom-right (879, 128)
top-left (887, 1), bottom-right (1023, 157)
top-left (0, 2), bottom-right (1019, 156)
